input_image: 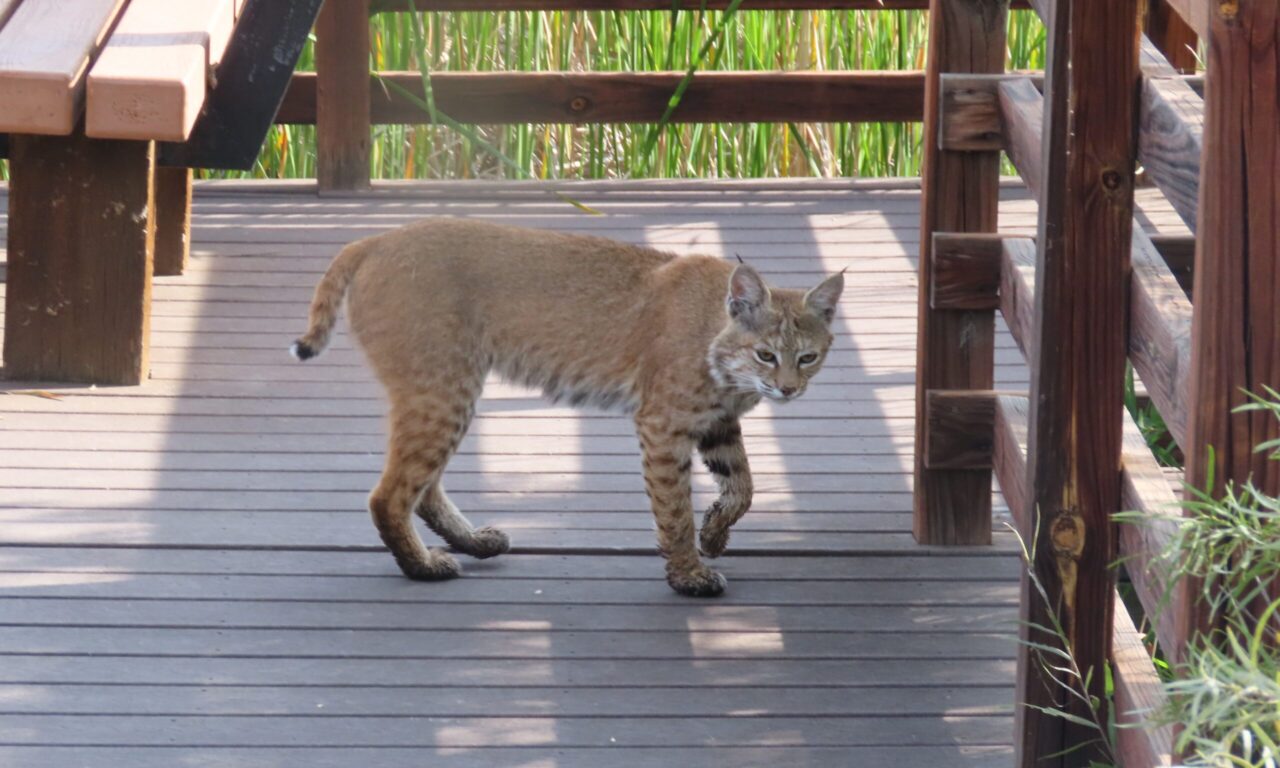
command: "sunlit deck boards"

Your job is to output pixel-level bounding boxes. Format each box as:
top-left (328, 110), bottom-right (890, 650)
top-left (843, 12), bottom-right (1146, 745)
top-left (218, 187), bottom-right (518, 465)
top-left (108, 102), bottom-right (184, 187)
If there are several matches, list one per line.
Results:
top-left (0, 179), bottom-right (1189, 766)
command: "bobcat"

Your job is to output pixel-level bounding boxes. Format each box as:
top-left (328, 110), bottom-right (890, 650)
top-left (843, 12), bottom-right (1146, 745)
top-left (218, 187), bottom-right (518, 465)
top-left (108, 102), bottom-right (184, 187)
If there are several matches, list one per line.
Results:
top-left (291, 218), bottom-right (843, 596)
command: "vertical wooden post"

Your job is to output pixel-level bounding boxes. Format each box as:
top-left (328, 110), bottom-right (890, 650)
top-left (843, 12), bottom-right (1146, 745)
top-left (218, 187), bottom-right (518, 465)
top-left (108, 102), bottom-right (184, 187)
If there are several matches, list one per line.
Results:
top-left (1181, 0), bottom-right (1280, 651)
top-left (1015, 0), bottom-right (1141, 766)
top-left (153, 167), bottom-right (192, 277)
top-left (316, 0), bottom-right (371, 192)
top-left (4, 135), bottom-right (155, 385)
top-left (1145, 0), bottom-right (1199, 74)
top-left (913, 0), bottom-right (1008, 545)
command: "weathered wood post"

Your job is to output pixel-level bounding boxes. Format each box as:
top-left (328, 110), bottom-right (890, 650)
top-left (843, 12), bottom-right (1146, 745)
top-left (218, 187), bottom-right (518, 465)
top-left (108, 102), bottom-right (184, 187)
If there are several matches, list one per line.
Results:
top-left (1180, 0), bottom-right (1280, 653)
top-left (153, 167), bottom-right (193, 276)
top-left (913, 0), bottom-right (1008, 545)
top-left (1014, 0), bottom-right (1141, 765)
top-left (4, 135), bottom-right (156, 385)
top-left (316, 0), bottom-right (372, 191)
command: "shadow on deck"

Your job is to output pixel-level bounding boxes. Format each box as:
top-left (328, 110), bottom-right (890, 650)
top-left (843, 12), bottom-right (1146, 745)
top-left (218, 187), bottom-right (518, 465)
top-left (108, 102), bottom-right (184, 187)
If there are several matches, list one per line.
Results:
top-left (0, 177), bottom-right (1195, 767)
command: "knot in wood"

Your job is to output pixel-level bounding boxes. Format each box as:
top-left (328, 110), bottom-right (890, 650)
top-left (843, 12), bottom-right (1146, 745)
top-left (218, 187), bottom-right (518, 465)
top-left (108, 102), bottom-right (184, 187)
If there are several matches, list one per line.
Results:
top-left (1101, 169), bottom-right (1123, 192)
top-left (569, 96), bottom-right (591, 113)
top-left (1217, 0), bottom-right (1239, 20)
top-left (1050, 512), bottom-right (1085, 560)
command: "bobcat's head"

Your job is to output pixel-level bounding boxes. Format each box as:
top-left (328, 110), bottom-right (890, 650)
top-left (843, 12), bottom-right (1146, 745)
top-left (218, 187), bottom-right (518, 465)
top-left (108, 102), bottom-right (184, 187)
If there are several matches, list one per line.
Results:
top-left (709, 264), bottom-right (844, 403)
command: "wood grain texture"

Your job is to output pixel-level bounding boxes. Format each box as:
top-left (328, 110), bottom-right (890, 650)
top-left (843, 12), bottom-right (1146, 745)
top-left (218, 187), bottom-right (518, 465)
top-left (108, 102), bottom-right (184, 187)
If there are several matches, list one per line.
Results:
top-left (156, 0), bottom-right (325, 171)
top-left (279, 70), bottom-right (927, 126)
top-left (997, 77), bottom-right (1044, 194)
top-left (929, 232), bottom-right (1004, 310)
top-left (1119, 415), bottom-right (1184, 661)
top-left (85, 0), bottom-right (234, 142)
top-left (938, 74), bottom-right (1004, 151)
top-left (1182, 0), bottom-right (1280, 663)
top-left (0, 0), bottom-right (127, 134)
top-left (1015, 1), bottom-right (1141, 765)
top-left (1112, 592), bottom-right (1174, 768)
top-left (1129, 227), bottom-right (1192, 450)
top-left (912, 0), bottom-right (1007, 547)
top-left (924, 389), bottom-right (997, 469)
top-left (1146, 0), bottom-right (1199, 74)
top-left (153, 167), bottom-right (193, 277)
top-left (1162, 0), bottom-right (1210, 38)
top-left (1139, 75), bottom-right (1204, 231)
top-left (315, 0), bottom-right (370, 191)
top-left (999, 236), bottom-right (1036, 358)
top-left (3, 134), bottom-right (155, 385)
top-left (993, 394), bottom-right (1029, 529)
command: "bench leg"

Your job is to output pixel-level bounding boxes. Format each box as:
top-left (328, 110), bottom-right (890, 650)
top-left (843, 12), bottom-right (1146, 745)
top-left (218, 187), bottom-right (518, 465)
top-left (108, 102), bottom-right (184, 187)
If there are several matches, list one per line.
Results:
top-left (3, 134), bottom-right (155, 385)
top-left (153, 167), bottom-right (192, 277)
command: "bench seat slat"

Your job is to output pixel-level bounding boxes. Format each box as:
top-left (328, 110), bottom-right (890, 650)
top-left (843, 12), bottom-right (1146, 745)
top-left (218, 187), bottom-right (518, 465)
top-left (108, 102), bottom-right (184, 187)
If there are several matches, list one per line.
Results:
top-left (0, 0), bottom-right (128, 135)
top-left (86, 0), bottom-right (235, 142)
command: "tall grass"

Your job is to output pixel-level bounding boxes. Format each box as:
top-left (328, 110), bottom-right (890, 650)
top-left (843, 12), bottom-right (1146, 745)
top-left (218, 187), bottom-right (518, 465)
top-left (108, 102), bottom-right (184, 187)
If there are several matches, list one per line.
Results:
top-left (235, 9), bottom-right (1044, 181)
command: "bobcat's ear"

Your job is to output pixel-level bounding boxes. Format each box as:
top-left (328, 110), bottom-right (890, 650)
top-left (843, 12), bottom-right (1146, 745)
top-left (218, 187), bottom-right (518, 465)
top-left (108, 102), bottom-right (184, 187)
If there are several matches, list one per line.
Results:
top-left (804, 270), bottom-right (844, 324)
top-left (726, 264), bottom-right (770, 323)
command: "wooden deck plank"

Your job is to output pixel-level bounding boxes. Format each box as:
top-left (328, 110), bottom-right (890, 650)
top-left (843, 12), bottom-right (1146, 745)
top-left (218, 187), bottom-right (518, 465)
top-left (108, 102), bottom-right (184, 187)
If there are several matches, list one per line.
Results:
top-left (0, 180), bottom-right (1037, 765)
top-left (0, 682), bottom-right (1011, 715)
top-left (0, 746), bottom-right (1013, 768)
top-left (0, 0), bottom-right (127, 134)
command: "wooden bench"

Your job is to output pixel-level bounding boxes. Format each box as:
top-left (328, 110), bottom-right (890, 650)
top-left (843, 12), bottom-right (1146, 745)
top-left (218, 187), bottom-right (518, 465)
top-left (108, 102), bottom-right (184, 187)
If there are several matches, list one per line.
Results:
top-left (0, 0), bottom-right (319, 385)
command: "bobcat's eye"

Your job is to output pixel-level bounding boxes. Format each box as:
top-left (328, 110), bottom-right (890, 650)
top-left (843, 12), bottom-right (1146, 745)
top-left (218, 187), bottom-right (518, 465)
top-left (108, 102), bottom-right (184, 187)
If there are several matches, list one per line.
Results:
top-left (798, 353), bottom-right (819, 366)
top-left (755, 349), bottom-right (777, 365)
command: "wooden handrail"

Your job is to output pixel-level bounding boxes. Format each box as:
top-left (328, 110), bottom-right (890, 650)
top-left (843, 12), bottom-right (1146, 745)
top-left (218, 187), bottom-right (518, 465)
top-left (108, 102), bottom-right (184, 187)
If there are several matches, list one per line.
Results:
top-left (280, 70), bottom-right (925, 125)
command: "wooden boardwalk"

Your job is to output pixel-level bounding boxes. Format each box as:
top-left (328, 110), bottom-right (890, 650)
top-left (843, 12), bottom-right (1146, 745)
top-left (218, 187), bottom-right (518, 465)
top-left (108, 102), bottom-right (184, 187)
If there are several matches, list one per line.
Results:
top-left (0, 179), bottom-right (1188, 767)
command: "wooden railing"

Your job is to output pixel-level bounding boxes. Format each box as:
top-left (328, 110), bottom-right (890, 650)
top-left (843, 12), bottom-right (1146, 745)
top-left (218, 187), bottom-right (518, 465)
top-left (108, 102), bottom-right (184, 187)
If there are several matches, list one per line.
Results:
top-left (918, 0), bottom-right (1279, 766)
top-left (296, 0), bottom-right (1012, 190)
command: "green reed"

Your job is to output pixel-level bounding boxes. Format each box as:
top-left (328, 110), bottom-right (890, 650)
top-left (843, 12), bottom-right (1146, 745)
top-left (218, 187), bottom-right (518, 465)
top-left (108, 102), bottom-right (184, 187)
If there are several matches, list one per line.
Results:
top-left (230, 9), bottom-right (1045, 181)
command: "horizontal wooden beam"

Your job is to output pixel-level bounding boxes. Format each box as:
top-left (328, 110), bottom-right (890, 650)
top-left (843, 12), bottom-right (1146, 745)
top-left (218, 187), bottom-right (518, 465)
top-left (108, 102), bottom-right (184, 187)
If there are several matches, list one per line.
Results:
top-left (996, 77), bottom-right (1044, 191)
top-left (1162, 0), bottom-right (1209, 38)
top-left (928, 388), bottom-right (1183, 660)
top-left (937, 75), bottom-right (1006, 152)
top-left (924, 389), bottom-right (998, 470)
top-left (1112, 591), bottom-right (1175, 768)
top-left (1129, 230), bottom-right (1193, 450)
top-left (1000, 79), bottom-right (1195, 455)
top-left (928, 232), bottom-right (1005, 310)
top-left (1119, 415), bottom-right (1185, 661)
top-left (277, 70), bottom-right (926, 125)
top-left (1140, 75), bottom-right (1203, 231)
top-left (1000, 236), bottom-right (1036, 359)
top-left (994, 394), bottom-right (1030, 531)
top-left (369, 0), bottom-right (1036, 11)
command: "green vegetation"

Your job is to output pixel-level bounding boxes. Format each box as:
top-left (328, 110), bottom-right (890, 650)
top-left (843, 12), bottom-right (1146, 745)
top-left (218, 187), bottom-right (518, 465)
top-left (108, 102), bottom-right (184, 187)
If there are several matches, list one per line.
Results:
top-left (234, 9), bottom-right (1046, 181)
top-left (1117, 390), bottom-right (1280, 767)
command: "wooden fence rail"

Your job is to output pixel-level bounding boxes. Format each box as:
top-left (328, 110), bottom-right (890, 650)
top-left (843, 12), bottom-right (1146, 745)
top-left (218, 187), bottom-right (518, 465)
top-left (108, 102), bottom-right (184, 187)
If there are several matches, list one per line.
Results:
top-left (299, 0), bottom-right (1040, 190)
top-left (919, 0), bottom-right (1279, 766)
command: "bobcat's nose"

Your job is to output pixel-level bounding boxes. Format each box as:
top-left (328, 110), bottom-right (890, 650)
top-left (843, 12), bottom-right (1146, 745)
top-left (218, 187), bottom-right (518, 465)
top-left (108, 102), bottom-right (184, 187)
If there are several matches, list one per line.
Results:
top-left (779, 386), bottom-right (797, 397)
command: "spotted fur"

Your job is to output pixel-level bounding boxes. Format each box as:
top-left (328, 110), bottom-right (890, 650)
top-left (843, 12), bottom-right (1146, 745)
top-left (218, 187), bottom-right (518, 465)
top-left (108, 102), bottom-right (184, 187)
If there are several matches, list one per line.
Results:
top-left (293, 217), bottom-right (843, 596)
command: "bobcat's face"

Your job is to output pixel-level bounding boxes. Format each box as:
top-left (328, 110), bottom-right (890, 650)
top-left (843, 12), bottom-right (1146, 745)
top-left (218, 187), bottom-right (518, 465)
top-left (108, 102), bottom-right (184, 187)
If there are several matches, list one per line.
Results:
top-left (710, 265), bottom-right (844, 403)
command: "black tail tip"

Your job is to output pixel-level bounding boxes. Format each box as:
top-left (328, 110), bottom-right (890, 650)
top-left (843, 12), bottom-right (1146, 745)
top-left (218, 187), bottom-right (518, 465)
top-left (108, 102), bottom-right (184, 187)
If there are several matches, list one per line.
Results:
top-left (289, 341), bottom-right (316, 361)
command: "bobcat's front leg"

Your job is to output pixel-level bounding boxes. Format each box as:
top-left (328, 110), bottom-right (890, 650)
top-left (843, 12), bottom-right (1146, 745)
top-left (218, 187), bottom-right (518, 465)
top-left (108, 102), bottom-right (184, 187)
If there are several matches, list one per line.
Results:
top-left (697, 417), bottom-right (753, 558)
top-left (636, 415), bottom-right (726, 597)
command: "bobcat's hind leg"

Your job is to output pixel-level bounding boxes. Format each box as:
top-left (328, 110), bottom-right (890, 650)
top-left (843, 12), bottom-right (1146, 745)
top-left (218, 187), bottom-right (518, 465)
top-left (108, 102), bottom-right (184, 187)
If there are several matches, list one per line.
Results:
top-left (369, 396), bottom-right (481, 581)
top-left (417, 483), bottom-right (511, 560)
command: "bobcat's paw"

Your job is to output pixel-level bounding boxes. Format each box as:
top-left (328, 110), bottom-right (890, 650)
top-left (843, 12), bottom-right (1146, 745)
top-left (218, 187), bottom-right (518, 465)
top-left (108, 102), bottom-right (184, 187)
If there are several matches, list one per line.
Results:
top-left (699, 502), bottom-right (730, 558)
top-left (667, 565), bottom-right (727, 597)
top-left (465, 526), bottom-right (511, 560)
top-left (396, 548), bottom-right (461, 581)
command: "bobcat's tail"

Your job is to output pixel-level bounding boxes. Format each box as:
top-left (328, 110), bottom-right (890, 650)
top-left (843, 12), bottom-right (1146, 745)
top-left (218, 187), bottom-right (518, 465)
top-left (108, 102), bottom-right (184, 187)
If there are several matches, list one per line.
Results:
top-left (290, 241), bottom-right (371, 361)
